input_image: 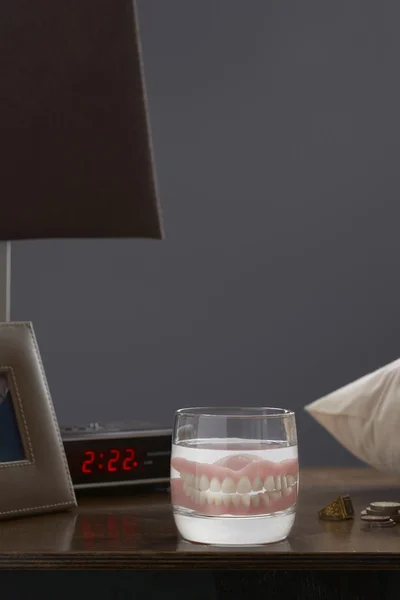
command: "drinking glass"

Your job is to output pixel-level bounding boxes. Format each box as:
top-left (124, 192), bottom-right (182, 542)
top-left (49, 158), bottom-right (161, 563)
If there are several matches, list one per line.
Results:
top-left (171, 407), bottom-right (298, 545)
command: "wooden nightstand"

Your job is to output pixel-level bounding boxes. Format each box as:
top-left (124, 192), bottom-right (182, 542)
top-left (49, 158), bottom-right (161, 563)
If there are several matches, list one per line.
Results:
top-left (1, 468), bottom-right (400, 599)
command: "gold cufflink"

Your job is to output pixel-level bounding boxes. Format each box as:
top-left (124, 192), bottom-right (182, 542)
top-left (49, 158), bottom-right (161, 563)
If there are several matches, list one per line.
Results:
top-left (319, 495), bottom-right (355, 521)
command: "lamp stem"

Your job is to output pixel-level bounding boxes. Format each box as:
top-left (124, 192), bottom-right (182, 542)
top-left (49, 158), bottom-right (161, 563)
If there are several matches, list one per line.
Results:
top-left (0, 242), bottom-right (11, 322)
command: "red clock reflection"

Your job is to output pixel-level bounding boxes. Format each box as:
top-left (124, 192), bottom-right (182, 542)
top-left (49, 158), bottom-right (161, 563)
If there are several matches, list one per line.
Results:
top-left (79, 515), bottom-right (137, 550)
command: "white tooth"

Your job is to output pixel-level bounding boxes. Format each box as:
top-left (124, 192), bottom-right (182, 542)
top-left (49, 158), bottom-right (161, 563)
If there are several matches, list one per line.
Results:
top-left (183, 481), bottom-right (191, 496)
top-left (237, 477), bottom-right (252, 494)
top-left (241, 494), bottom-right (251, 508)
top-left (180, 472), bottom-right (187, 482)
top-left (275, 475), bottom-right (282, 491)
top-left (287, 475), bottom-right (296, 486)
top-left (251, 495), bottom-right (260, 508)
top-left (262, 493), bottom-right (270, 506)
top-left (281, 475), bottom-right (291, 496)
top-left (252, 476), bottom-right (263, 492)
top-left (270, 491), bottom-right (282, 502)
top-left (195, 476), bottom-right (200, 489)
top-left (221, 477), bottom-right (236, 494)
top-left (187, 473), bottom-right (194, 485)
top-left (199, 475), bottom-right (209, 491)
top-left (194, 490), bottom-right (200, 503)
top-left (190, 489), bottom-right (196, 501)
top-left (264, 476), bottom-right (275, 491)
top-left (207, 493), bottom-right (214, 505)
top-left (199, 491), bottom-right (206, 505)
top-left (222, 495), bottom-right (232, 507)
top-left (214, 494), bottom-right (222, 506)
top-left (231, 494), bottom-right (241, 507)
top-left (210, 477), bottom-right (221, 492)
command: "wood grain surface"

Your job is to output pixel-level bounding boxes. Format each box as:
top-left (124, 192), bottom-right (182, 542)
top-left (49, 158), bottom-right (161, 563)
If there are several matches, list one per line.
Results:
top-left (1, 468), bottom-right (400, 571)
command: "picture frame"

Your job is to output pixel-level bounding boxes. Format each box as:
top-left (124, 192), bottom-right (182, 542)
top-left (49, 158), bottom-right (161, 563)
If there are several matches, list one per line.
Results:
top-left (0, 322), bottom-right (76, 520)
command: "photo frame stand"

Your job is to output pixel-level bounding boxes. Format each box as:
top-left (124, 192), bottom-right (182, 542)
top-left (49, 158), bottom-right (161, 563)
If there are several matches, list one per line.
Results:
top-left (0, 243), bottom-right (76, 518)
top-left (0, 241), bottom-right (10, 322)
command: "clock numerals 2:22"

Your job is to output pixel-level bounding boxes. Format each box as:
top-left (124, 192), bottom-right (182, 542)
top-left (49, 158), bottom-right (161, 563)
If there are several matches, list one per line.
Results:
top-left (81, 448), bottom-right (137, 473)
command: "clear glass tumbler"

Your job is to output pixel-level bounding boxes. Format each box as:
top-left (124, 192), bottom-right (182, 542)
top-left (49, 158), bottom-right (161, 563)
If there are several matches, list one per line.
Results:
top-left (171, 407), bottom-right (298, 545)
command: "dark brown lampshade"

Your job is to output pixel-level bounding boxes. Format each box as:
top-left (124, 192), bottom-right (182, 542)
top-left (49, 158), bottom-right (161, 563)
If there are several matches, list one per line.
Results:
top-left (0, 0), bottom-right (162, 240)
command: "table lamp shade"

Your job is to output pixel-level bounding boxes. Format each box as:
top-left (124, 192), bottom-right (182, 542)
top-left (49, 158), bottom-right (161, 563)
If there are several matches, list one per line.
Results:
top-left (0, 0), bottom-right (163, 240)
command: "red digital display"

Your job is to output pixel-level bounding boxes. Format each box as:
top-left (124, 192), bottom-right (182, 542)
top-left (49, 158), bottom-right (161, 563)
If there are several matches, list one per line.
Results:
top-left (63, 435), bottom-right (171, 487)
top-left (81, 448), bottom-right (139, 474)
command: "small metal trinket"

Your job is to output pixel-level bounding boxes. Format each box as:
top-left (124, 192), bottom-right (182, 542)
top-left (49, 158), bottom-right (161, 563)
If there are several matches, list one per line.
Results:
top-left (319, 495), bottom-right (354, 521)
top-left (361, 515), bottom-right (390, 522)
top-left (364, 507), bottom-right (400, 523)
top-left (365, 519), bottom-right (396, 528)
top-left (366, 507), bottom-right (389, 515)
top-left (369, 501), bottom-right (400, 514)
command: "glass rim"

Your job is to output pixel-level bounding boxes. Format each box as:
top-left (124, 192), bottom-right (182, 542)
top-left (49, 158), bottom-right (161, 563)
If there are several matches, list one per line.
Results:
top-left (174, 406), bottom-right (295, 419)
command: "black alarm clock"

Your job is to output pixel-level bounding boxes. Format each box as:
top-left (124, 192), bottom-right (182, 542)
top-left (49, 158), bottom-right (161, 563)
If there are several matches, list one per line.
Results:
top-left (61, 421), bottom-right (172, 489)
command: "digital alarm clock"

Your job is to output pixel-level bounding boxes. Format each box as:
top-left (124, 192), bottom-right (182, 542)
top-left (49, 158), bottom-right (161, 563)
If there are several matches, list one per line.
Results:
top-left (61, 421), bottom-right (172, 489)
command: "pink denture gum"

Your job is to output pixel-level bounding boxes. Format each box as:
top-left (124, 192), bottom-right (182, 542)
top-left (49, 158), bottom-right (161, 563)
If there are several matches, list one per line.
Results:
top-left (171, 454), bottom-right (298, 517)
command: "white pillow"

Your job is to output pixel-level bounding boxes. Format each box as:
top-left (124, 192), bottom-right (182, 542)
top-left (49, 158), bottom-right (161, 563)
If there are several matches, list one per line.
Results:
top-left (305, 359), bottom-right (400, 475)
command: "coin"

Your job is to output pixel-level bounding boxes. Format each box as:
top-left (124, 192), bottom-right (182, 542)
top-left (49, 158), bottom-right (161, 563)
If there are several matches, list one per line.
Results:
top-left (363, 518), bottom-right (396, 528)
top-left (366, 507), bottom-right (391, 515)
top-left (369, 501), bottom-right (400, 514)
top-left (365, 510), bottom-right (400, 523)
top-left (372, 520), bottom-right (396, 528)
top-left (361, 515), bottom-right (391, 522)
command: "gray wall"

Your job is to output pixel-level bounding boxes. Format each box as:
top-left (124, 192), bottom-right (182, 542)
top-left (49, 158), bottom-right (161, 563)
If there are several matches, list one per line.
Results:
top-left (11, 0), bottom-right (400, 466)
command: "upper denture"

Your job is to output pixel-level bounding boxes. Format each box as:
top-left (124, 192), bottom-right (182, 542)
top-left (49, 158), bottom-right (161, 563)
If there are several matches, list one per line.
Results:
top-left (171, 455), bottom-right (298, 485)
